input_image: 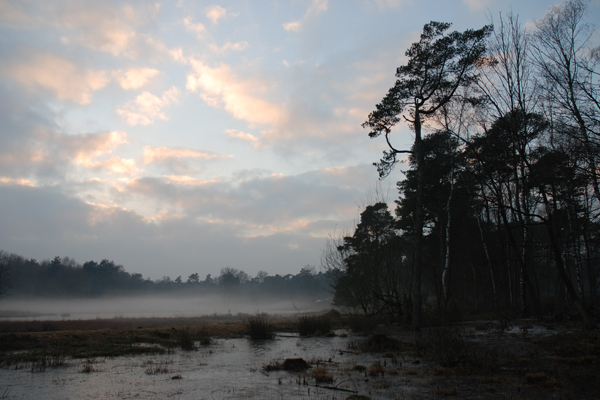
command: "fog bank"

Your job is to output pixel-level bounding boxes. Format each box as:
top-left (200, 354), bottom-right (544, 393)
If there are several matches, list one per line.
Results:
top-left (0, 294), bottom-right (333, 321)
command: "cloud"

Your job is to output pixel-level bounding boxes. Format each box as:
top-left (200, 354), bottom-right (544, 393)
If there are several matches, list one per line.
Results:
top-left (60, 131), bottom-right (128, 161)
top-left (2, 52), bottom-right (109, 104)
top-left (0, 177), bottom-right (35, 187)
top-left (115, 68), bottom-right (159, 90)
top-left (224, 129), bottom-right (261, 148)
top-left (116, 164), bottom-right (375, 237)
top-left (209, 41), bottom-right (249, 54)
top-left (116, 86), bottom-right (180, 126)
top-left (0, 0), bottom-right (38, 28)
top-left (282, 21), bottom-right (301, 32)
top-left (0, 183), bottom-right (326, 279)
top-left (143, 146), bottom-right (231, 174)
top-left (0, 86), bottom-right (135, 183)
top-left (53, 2), bottom-right (162, 58)
top-left (373, 0), bottom-right (408, 9)
top-left (168, 47), bottom-right (186, 63)
top-left (51, 131), bottom-right (137, 175)
top-left (283, 0), bottom-right (328, 32)
top-left (205, 5), bottom-right (227, 24)
top-left (184, 17), bottom-right (206, 40)
top-left (186, 59), bottom-right (286, 126)
top-left (144, 146), bottom-right (230, 164)
top-left (462, 0), bottom-right (490, 11)
top-left (57, 4), bottom-right (137, 56)
top-left (75, 156), bottom-right (138, 176)
top-left (165, 175), bottom-right (219, 186)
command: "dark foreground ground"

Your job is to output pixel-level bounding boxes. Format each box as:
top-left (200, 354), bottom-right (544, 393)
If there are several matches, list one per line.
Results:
top-left (0, 312), bottom-right (599, 399)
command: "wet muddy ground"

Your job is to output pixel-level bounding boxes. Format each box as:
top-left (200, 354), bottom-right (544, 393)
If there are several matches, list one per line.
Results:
top-left (1, 321), bottom-right (599, 399)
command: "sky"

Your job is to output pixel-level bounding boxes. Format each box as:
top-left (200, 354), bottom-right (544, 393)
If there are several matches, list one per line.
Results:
top-left (1, 0), bottom-right (596, 281)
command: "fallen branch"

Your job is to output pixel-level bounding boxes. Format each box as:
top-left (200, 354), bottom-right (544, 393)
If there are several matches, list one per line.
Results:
top-left (311, 384), bottom-right (357, 394)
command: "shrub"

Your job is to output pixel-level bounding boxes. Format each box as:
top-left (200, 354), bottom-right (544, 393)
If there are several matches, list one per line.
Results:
top-left (247, 314), bottom-right (274, 340)
top-left (283, 358), bottom-right (309, 371)
top-left (420, 327), bottom-right (497, 373)
top-left (298, 315), bottom-right (331, 336)
top-left (347, 315), bottom-right (378, 334)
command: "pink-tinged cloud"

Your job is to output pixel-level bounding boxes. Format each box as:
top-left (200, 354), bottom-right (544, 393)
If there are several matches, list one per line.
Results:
top-left (186, 59), bottom-right (287, 126)
top-left (116, 86), bottom-right (180, 126)
top-left (3, 52), bottom-right (109, 104)
top-left (205, 5), bottom-right (227, 24)
top-left (144, 38), bottom-right (187, 64)
top-left (143, 146), bottom-right (231, 164)
top-left (169, 47), bottom-right (186, 63)
top-left (100, 157), bottom-right (138, 175)
top-left (57, 131), bottom-right (136, 175)
top-left (75, 156), bottom-right (138, 175)
top-left (0, 177), bottom-right (35, 187)
top-left (61, 131), bottom-right (128, 161)
top-left (184, 17), bottom-right (206, 40)
top-left (115, 68), bottom-right (159, 90)
top-left (55, 3), bottom-right (160, 57)
top-left (283, 0), bottom-right (328, 32)
top-left (224, 129), bottom-right (261, 148)
top-left (165, 175), bottom-right (219, 186)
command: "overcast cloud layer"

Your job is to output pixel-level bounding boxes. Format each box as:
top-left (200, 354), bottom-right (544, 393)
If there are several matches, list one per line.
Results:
top-left (1, 0), bottom-right (592, 280)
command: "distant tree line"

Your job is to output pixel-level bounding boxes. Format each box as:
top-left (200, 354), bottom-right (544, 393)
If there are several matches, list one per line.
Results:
top-left (326, 1), bottom-right (599, 329)
top-left (0, 251), bottom-right (328, 299)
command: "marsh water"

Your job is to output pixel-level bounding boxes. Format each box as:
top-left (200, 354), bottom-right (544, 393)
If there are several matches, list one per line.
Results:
top-left (0, 331), bottom-right (427, 400)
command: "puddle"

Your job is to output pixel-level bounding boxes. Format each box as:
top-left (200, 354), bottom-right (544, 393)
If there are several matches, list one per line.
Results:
top-left (0, 331), bottom-right (427, 400)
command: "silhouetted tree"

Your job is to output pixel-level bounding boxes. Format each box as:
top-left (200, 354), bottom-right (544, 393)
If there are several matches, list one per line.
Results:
top-left (187, 273), bottom-right (200, 284)
top-left (363, 21), bottom-right (492, 330)
top-left (0, 254), bottom-right (12, 298)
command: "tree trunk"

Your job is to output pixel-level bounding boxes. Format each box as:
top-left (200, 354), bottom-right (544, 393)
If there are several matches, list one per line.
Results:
top-left (412, 108), bottom-right (424, 332)
top-left (476, 213), bottom-right (497, 308)
top-left (442, 166), bottom-right (454, 308)
top-left (541, 189), bottom-right (596, 329)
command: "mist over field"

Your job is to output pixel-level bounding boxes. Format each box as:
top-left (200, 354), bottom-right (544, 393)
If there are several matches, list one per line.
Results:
top-left (0, 293), bottom-right (332, 321)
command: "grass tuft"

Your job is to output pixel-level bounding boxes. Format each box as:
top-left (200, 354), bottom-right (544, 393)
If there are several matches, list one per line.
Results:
top-left (368, 361), bottom-right (384, 376)
top-left (178, 326), bottom-right (196, 351)
top-left (311, 366), bottom-right (334, 383)
top-left (247, 314), bottom-right (274, 340)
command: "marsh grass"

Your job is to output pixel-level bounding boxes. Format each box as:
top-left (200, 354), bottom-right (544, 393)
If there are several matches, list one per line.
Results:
top-left (297, 315), bottom-right (331, 336)
top-left (368, 361), bottom-right (383, 376)
top-left (311, 366), bottom-right (333, 383)
top-left (0, 313), bottom-right (294, 334)
top-left (80, 359), bottom-right (97, 373)
top-left (246, 314), bottom-right (274, 340)
top-left (28, 347), bottom-right (66, 372)
top-left (0, 314), bottom-right (299, 370)
top-left (197, 326), bottom-right (212, 345)
top-left (346, 364), bottom-right (366, 372)
top-left (144, 360), bottom-right (170, 374)
top-left (178, 326), bottom-right (196, 351)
